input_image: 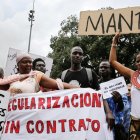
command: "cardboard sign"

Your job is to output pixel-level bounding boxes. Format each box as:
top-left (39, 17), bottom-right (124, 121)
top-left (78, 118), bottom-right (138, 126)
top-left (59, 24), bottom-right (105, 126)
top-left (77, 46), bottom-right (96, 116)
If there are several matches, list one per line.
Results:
top-left (5, 48), bottom-right (53, 76)
top-left (100, 77), bottom-right (128, 99)
top-left (78, 6), bottom-right (140, 35)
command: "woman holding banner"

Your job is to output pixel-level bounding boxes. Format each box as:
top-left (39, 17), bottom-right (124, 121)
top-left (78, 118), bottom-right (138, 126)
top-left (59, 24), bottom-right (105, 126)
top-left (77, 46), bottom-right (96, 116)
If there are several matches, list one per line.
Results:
top-left (0, 69), bottom-right (36, 90)
top-left (109, 32), bottom-right (140, 140)
top-left (0, 53), bottom-right (78, 95)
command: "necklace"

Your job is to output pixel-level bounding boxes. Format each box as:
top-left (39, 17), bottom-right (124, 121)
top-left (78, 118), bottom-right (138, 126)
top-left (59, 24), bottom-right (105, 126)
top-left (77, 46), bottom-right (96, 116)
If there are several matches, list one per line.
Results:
top-left (131, 70), bottom-right (140, 90)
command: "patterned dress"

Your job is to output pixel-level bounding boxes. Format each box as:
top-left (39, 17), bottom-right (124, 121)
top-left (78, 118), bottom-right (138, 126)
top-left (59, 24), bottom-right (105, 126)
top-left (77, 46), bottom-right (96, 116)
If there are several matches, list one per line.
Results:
top-left (106, 94), bottom-right (131, 133)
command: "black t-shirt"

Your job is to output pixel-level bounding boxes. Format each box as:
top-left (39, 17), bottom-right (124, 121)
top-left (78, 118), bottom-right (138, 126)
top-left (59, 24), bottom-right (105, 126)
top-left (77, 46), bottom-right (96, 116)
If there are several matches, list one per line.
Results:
top-left (63, 68), bottom-right (100, 90)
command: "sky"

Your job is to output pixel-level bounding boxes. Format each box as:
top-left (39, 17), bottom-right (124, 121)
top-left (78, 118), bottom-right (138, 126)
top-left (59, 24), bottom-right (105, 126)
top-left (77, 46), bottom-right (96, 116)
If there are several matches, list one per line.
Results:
top-left (0, 0), bottom-right (140, 68)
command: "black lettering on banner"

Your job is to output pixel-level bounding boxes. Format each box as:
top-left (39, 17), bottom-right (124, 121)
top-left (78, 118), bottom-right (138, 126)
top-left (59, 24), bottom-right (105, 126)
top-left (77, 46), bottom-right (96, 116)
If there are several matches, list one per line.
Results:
top-left (0, 94), bottom-right (5, 104)
top-left (106, 13), bottom-right (116, 33)
top-left (85, 13), bottom-right (105, 34)
top-left (0, 108), bottom-right (6, 117)
top-left (135, 12), bottom-right (140, 29)
top-left (0, 121), bottom-right (4, 131)
top-left (8, 53), bottom-right (17, 61)
top-left (118, 11), bottom-right (133, 32)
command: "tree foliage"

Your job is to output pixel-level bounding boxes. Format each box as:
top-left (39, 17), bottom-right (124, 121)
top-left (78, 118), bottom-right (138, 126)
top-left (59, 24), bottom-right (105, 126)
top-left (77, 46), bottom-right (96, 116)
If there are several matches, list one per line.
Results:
top-left (49, 15), bottom-right (140, 80)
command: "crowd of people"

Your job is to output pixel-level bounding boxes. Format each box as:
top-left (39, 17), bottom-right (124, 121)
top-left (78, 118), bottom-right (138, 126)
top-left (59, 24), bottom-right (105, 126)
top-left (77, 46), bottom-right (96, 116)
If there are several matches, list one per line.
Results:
top-left (0, 32), bottom-right (139, 140)
top-left (0, 53), bottom-right (78, 93)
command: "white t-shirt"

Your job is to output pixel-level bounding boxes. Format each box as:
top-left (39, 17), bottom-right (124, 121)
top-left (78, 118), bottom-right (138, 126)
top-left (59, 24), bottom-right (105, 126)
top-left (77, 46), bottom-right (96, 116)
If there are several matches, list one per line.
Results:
top-left (131, 75), bottom-right (140, 118)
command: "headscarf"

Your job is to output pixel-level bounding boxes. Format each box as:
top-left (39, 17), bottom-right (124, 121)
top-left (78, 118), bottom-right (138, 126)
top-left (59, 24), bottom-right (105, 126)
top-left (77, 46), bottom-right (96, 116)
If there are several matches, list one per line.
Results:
top-left (16, 53), bottom-right (32, 64)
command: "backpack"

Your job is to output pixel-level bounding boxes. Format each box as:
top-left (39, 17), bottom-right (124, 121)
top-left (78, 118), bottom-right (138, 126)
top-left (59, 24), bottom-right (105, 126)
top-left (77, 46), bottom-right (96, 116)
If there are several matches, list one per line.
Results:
top-left (61, 68), bottom-right (93, 85)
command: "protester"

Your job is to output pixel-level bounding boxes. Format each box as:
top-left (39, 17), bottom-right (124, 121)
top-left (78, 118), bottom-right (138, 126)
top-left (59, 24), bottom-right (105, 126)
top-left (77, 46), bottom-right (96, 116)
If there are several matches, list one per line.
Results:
top-left (109, 32), bottom-right (140, 139)
top-left (61, 46), bottom-right (114, 130)
top-left (0, 53), bottom-right (78, 95)
top-left (61, 46), bottom-right (100, 90)
top-left (99, 60), bottom-right (130, 140)
top-left (32, 58), bottom-right (51, 92)
top-left (32, 58), bottom-right (46, 74)
top-left (98, 60), bottom-right (116, 83)
top-left (0, 70), bottom-right (34, 91)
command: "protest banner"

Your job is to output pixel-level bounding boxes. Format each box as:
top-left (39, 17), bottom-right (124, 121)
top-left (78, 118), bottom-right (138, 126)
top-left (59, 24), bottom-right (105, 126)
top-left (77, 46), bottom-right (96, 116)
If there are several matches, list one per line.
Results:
top-left (100, 76), bottom-right (128, 99)
top-left (0, 88), bottom-right (112, 140)
top-left (5, 48), bottom-right (53, 76)
top-left (78, 6), bottom-right (140, 35)
top-left (0, 91), bottom-right (10, 139)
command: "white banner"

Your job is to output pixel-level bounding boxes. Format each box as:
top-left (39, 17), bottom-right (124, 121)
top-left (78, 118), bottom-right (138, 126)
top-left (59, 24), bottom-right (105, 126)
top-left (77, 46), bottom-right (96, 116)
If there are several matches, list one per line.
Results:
top-left (0, 91), bottom-right (10, 139)
top-left (100, 76), bottom-right (128, 99)
top-left (1, 88), bottom-right (112, 140)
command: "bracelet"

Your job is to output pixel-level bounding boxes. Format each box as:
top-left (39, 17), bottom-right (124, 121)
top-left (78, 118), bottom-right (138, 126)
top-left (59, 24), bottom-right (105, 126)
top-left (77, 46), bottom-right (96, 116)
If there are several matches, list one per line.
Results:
top-left (56, 78), bottom-right (64, 90)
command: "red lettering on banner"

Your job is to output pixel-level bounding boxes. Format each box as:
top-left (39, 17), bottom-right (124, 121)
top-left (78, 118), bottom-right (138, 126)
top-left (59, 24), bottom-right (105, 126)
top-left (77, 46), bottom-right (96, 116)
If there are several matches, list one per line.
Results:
top-left (69, 119), bottom-right (76, 131)
top-left (4, 121), bottom-right (10, 133)
top-left (4, 121), bottom-right (20, 133)
top-left (38, 98), bottom-right (45, 109)
top-left (91, 120), bottom-right (100, 132)
top-left (84, 93), bottom-right (91, 107)
top-left (25, 119), bottom-right (101, 134)
top-left (8, 100), bottom-right (12, 111)
top-left (18, 98), bottom-right (24, 110)
top-left (46, 121), bottom-right (56, 133)
top-left (26, 120), bottom-right (34, 133)
top-left (7, 92), bottom-right (102, 111)
top-left (80, 94), bottom-right (84, 107)
top-left (25, 98), bottom-right (30, 109)
top-left (52, 97), bottom-right (60, 108)
top-left (58, 119), bottom-right (66, 132)
top-left (36, 120), bottom-right (44, 133)
top-left (92, 93), bottom-right (101, 107)
top-left (12, 99), bottom-right (17, 110)
top-left (71, 94), bottom-right (78, 107)
top-left (78, 119), bottom-right (87, 131)
top-left (30, 97), bottom-right (36, 109)
top-left (10, 121), bottom-right (20, 133)
top-left (47, 97), bottom-right (51, 109)
top-left (62, 96), bottom-right (70, 108)
top-left (86, 118), bottom-right (92, 130)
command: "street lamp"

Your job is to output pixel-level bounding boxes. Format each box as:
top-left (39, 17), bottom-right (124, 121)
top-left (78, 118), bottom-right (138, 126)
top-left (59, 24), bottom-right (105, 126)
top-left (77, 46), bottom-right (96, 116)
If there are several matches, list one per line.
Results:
top-left (28, 0), bottom-right (35, 53)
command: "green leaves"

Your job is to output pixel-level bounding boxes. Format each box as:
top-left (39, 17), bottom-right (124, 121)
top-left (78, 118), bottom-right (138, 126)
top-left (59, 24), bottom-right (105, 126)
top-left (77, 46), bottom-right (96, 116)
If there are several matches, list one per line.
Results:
top-left (49, 15), bottom-right (140, 79)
